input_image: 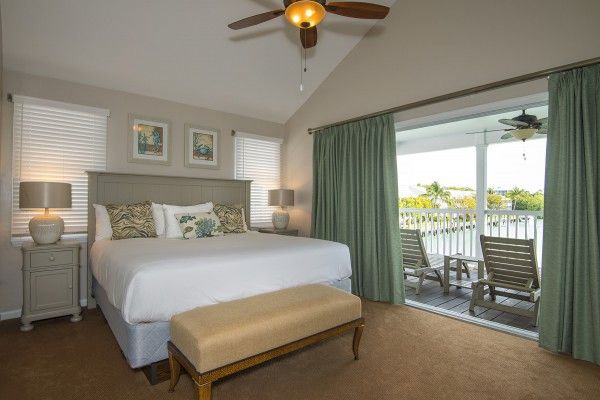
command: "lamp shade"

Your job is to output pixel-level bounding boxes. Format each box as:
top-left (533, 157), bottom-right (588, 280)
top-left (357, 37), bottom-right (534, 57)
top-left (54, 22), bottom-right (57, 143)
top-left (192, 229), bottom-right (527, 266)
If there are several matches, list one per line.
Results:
top-left (285, 0), bottom-right (326, 29)
top-left (512, 128), bottom-right (537, 141)
top-left (268, 189), bottom-right (294, 207)
top-left (19, 182), bottom-right (72, 209)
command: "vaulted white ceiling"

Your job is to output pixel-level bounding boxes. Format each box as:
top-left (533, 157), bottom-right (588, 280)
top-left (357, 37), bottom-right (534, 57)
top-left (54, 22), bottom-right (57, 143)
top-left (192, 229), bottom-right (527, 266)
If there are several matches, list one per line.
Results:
top-left (1, 0), bottom-right (395, 123)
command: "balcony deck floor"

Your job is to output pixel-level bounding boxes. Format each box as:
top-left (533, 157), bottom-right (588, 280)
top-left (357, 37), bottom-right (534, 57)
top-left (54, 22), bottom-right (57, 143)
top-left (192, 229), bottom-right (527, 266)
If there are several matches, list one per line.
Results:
top-left (404, 274), bottom-right (539, 334)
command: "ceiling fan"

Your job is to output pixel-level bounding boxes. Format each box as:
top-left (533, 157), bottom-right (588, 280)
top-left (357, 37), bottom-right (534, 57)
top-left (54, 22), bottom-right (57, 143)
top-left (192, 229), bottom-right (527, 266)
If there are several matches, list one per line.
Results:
top-left (228, 1), bottom-right (391, 49)
top-left (465, 110), bottom-right (548, 141)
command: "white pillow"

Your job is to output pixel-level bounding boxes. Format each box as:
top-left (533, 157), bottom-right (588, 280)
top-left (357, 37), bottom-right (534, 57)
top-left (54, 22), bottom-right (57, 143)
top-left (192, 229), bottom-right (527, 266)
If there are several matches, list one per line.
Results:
top-left (152, 203), bottom-right (166, 238)
top-left (163, 202), bottom-right (213, 238)
top-left (93, 204), bottom-right (113, 241)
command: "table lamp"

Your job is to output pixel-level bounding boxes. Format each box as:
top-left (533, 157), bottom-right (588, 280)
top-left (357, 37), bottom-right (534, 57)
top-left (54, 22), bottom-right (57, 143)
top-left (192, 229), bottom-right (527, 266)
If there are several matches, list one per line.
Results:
top-left (268, 189), bottom-right (294, 230)
top-left (19, 182), bottom-right (72, 245)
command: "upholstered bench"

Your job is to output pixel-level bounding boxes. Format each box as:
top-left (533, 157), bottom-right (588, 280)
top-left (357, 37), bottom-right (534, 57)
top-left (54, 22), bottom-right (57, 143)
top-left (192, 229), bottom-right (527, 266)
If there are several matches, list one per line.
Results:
top-left (168, 284), bottom-right (364, 400)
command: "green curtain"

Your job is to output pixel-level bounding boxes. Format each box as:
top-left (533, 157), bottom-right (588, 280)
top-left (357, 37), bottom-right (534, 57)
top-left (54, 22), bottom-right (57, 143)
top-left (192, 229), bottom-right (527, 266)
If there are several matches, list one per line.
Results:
top-left (539, 65), bottom-right (600, 365)
top-left (312, 114), bottom-right (404, 304)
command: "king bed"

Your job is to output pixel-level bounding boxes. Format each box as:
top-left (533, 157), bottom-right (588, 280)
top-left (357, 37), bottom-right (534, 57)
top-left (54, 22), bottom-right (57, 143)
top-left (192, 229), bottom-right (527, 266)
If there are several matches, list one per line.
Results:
top-left (86, 172), bottom-right (352, 383)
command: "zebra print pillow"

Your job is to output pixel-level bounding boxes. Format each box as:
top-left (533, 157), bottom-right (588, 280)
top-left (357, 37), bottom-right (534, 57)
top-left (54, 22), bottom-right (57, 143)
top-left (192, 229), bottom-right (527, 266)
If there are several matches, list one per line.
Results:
top-left (213, 204), bottom-right (248, 233)
top-left (106, 201), bottom-right (157, 240)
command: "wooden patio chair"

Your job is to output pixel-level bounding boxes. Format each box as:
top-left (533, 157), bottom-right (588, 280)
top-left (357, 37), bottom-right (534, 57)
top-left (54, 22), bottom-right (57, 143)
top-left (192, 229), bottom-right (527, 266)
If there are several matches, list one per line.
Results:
top-left (470, 235), bottom-right (541, 325)
top-left (400, 229), bottom-right (444, 295)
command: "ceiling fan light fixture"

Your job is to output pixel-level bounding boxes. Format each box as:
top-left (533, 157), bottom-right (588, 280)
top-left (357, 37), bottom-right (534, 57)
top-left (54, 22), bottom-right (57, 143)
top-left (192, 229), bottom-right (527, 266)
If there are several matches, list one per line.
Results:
top-left (285, 0), bottom-right (326, 29)
top-left (512, 128), bottom-right (537, 141)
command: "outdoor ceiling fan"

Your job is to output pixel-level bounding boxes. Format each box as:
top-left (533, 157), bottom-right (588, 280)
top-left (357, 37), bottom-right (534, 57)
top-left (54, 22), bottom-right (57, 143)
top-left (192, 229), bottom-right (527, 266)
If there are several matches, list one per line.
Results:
top-left (465, 110), bottom-right (548, 142)
top-left (228, 1), bottom-right (391, 49)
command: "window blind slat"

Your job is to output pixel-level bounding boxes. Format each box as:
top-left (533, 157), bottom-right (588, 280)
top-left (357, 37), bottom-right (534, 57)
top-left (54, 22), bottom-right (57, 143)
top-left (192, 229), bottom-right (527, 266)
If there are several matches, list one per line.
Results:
top-left (12, 99), bottom-right (108, 235)
top-left (234, 135), bottom-right (281, 226)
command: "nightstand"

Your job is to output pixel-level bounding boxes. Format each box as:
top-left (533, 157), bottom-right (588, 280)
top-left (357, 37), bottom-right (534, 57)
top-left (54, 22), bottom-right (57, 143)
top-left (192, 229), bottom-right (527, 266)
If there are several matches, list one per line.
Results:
top-left (258, 228), bottom-right (299, 236)
top-left (20, 240), bottom-right (81, 332)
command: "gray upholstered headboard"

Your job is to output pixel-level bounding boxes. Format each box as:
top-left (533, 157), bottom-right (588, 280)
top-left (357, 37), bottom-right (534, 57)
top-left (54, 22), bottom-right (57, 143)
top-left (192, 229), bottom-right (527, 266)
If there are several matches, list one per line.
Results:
top-left (86, 171), bottom-right (251, 308)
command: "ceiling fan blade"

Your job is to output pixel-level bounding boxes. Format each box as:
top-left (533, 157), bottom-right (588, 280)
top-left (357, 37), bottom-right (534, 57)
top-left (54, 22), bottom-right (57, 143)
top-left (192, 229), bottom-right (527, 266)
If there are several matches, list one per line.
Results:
top-left (228, 10), bottom-right (285, 30)
top-left (500, 132), bottom-right (514, 140)
top-left (301, 26), bottom-right (318, 49)
top-left (538, 117), bottom-right (548, 126)
top-left (537, 128), bottom-right (548, 134)
top-left (325, 2), bottom-right (390, 19)
top-left (498, 118), bottom-right (529, 128)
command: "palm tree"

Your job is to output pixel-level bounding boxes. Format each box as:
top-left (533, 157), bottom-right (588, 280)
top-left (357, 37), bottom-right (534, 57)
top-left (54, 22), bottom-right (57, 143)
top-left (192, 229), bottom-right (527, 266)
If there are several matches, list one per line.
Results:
top-left (425, 181), bottom-right (451, 208)
top-left (506, 187), bottom-right (526, 210)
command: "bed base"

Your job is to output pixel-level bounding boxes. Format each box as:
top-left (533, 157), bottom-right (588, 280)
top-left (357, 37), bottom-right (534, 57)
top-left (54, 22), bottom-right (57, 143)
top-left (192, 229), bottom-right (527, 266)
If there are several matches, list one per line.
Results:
top-left (96, 300), bottom-right (170, 385)
top-left (93, 277), bottom-right (353, 385)
top-left (142, 360), bottom-right (171, 385)
top-left (101, 303), bottom-right (171, 385)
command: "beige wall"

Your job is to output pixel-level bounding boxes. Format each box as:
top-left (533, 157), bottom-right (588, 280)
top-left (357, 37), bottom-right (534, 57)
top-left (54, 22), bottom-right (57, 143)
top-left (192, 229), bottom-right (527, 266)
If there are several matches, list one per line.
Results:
top-left (283, 0), bottom-right (600, 236)
top-left (0, 70), bottom-right (285, 316)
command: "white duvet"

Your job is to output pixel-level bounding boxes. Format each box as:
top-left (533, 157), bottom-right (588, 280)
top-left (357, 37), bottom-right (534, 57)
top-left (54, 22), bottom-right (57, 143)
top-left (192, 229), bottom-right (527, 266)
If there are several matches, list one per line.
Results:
top-left (90, 232), bottom-right (352, 324)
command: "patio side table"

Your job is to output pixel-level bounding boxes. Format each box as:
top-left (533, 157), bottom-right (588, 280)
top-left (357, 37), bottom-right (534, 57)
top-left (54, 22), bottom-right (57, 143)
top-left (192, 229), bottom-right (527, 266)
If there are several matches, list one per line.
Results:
top-left (443, 254), bottom-right (485, 294)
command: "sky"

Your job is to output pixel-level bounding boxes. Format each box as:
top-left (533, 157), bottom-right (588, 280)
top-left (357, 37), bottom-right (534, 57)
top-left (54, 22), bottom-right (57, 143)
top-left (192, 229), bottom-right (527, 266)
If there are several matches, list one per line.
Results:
top-left (397, 138), bottom-right (547, 197)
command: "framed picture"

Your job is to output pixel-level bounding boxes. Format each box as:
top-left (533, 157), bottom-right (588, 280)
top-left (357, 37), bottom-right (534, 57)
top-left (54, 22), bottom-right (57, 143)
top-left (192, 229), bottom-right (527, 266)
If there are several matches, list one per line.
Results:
top-left (128, 114), bottom-right (171, 165)
top-left (184, 124), bottom-right (220, 169)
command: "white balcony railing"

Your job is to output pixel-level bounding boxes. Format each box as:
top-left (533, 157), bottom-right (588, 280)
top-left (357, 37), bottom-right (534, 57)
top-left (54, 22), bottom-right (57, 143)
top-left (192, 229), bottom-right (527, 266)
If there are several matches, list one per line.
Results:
top-left (399, 208), bottom-right (477, 256)
top-left (399, 208), bottom-right (544, 259)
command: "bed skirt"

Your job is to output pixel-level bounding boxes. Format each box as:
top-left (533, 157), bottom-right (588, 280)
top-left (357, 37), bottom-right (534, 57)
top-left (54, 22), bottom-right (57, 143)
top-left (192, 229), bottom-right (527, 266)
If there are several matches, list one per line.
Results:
top-left (93, 277), bottom-right (352, 368)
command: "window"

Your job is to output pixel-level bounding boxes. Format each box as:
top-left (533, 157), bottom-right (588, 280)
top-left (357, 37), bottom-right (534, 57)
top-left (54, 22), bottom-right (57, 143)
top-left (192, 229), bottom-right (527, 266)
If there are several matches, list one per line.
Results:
top-left (12, 95), bottom-right (108, 235)
top-left (234, 132), bottom-right (283, 226)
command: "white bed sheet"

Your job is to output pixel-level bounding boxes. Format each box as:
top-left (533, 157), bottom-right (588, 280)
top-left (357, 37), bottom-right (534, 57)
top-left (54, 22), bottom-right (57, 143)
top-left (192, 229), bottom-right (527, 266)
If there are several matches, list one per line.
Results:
top-left (90, 232), bottom-right (352, 324)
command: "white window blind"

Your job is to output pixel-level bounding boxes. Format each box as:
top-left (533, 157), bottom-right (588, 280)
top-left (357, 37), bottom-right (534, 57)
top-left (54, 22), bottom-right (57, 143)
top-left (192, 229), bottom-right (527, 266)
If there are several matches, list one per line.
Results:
top-left (234, 132), bottom-right (283, 226)
top-left (12, 95), bottom-right (108, 235)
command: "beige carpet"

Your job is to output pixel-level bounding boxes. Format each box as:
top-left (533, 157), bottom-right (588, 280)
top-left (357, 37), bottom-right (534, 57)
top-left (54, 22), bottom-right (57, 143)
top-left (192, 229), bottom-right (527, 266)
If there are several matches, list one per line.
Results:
top-left (1, 301), bottom-right (598, 400)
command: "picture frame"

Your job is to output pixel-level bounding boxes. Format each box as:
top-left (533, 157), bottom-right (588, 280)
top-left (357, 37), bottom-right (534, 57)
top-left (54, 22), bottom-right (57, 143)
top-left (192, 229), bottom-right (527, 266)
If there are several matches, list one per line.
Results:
top-left (128, 114), bottom-right (171, 165)
top-left (184, 124), bottom-right (220, 169)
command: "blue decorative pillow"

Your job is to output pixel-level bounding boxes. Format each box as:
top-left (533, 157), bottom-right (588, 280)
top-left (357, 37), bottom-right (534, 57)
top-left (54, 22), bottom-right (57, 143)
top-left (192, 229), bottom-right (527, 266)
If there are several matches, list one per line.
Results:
top-left (175, 211), bottom-right (224, 239)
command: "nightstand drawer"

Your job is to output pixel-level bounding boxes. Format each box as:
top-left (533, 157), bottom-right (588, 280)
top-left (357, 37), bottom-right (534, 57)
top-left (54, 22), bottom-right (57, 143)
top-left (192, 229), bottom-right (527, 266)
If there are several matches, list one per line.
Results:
top-left (30, 250), bottom-right (76, 268)
top-left (30, 268), bottom-right (73, 312)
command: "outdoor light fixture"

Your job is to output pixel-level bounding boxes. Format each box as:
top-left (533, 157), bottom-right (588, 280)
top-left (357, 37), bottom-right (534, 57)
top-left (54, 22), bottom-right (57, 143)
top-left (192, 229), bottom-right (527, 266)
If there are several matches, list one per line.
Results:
top-left (285, 0), bottom-right (326, 29)
top-left (511, 128), bottom-right (537, 141)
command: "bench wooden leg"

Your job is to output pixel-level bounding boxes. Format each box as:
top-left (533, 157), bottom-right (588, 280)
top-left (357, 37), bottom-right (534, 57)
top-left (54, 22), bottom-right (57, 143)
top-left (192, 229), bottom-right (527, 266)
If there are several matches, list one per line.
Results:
top-left (198, 383), bottom-right (212, 400)
top-left (168, 351), bottom-right (181, 392)
top-left (352, 324), bottom-right (364, 360)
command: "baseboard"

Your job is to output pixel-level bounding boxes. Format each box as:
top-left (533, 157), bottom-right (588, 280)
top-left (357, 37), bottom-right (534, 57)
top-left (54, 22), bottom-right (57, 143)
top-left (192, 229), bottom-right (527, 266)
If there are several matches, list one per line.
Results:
top-left (0, 298), bottom-right (88, 321)
top-left (0, 309), bottom-right (22, 321)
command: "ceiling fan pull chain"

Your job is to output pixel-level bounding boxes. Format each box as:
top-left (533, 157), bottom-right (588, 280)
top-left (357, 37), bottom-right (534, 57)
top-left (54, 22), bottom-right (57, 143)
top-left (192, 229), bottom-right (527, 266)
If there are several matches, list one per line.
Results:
top-left (304, 41), bottom-right (308, 73)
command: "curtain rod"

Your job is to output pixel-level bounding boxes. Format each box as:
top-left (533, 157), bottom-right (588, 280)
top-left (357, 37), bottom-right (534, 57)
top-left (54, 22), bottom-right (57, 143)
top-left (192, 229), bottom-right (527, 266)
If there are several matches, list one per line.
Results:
top-left (307, 56), bottom-right (600, 134)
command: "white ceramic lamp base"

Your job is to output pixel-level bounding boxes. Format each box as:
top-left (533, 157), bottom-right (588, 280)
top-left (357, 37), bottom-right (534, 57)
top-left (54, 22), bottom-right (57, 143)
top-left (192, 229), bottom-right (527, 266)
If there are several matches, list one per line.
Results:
top-left (272, 208), bottom-right (290, 230)
top-left (29, 213), bottom-right (64, 245)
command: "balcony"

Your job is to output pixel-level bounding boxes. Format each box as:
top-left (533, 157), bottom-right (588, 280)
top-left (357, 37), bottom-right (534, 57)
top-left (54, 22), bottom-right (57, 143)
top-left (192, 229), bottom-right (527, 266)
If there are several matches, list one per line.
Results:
top-left (399, 207), bottom-right (543, 334)
top-left (399, 208), bottom-right (543, 258)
